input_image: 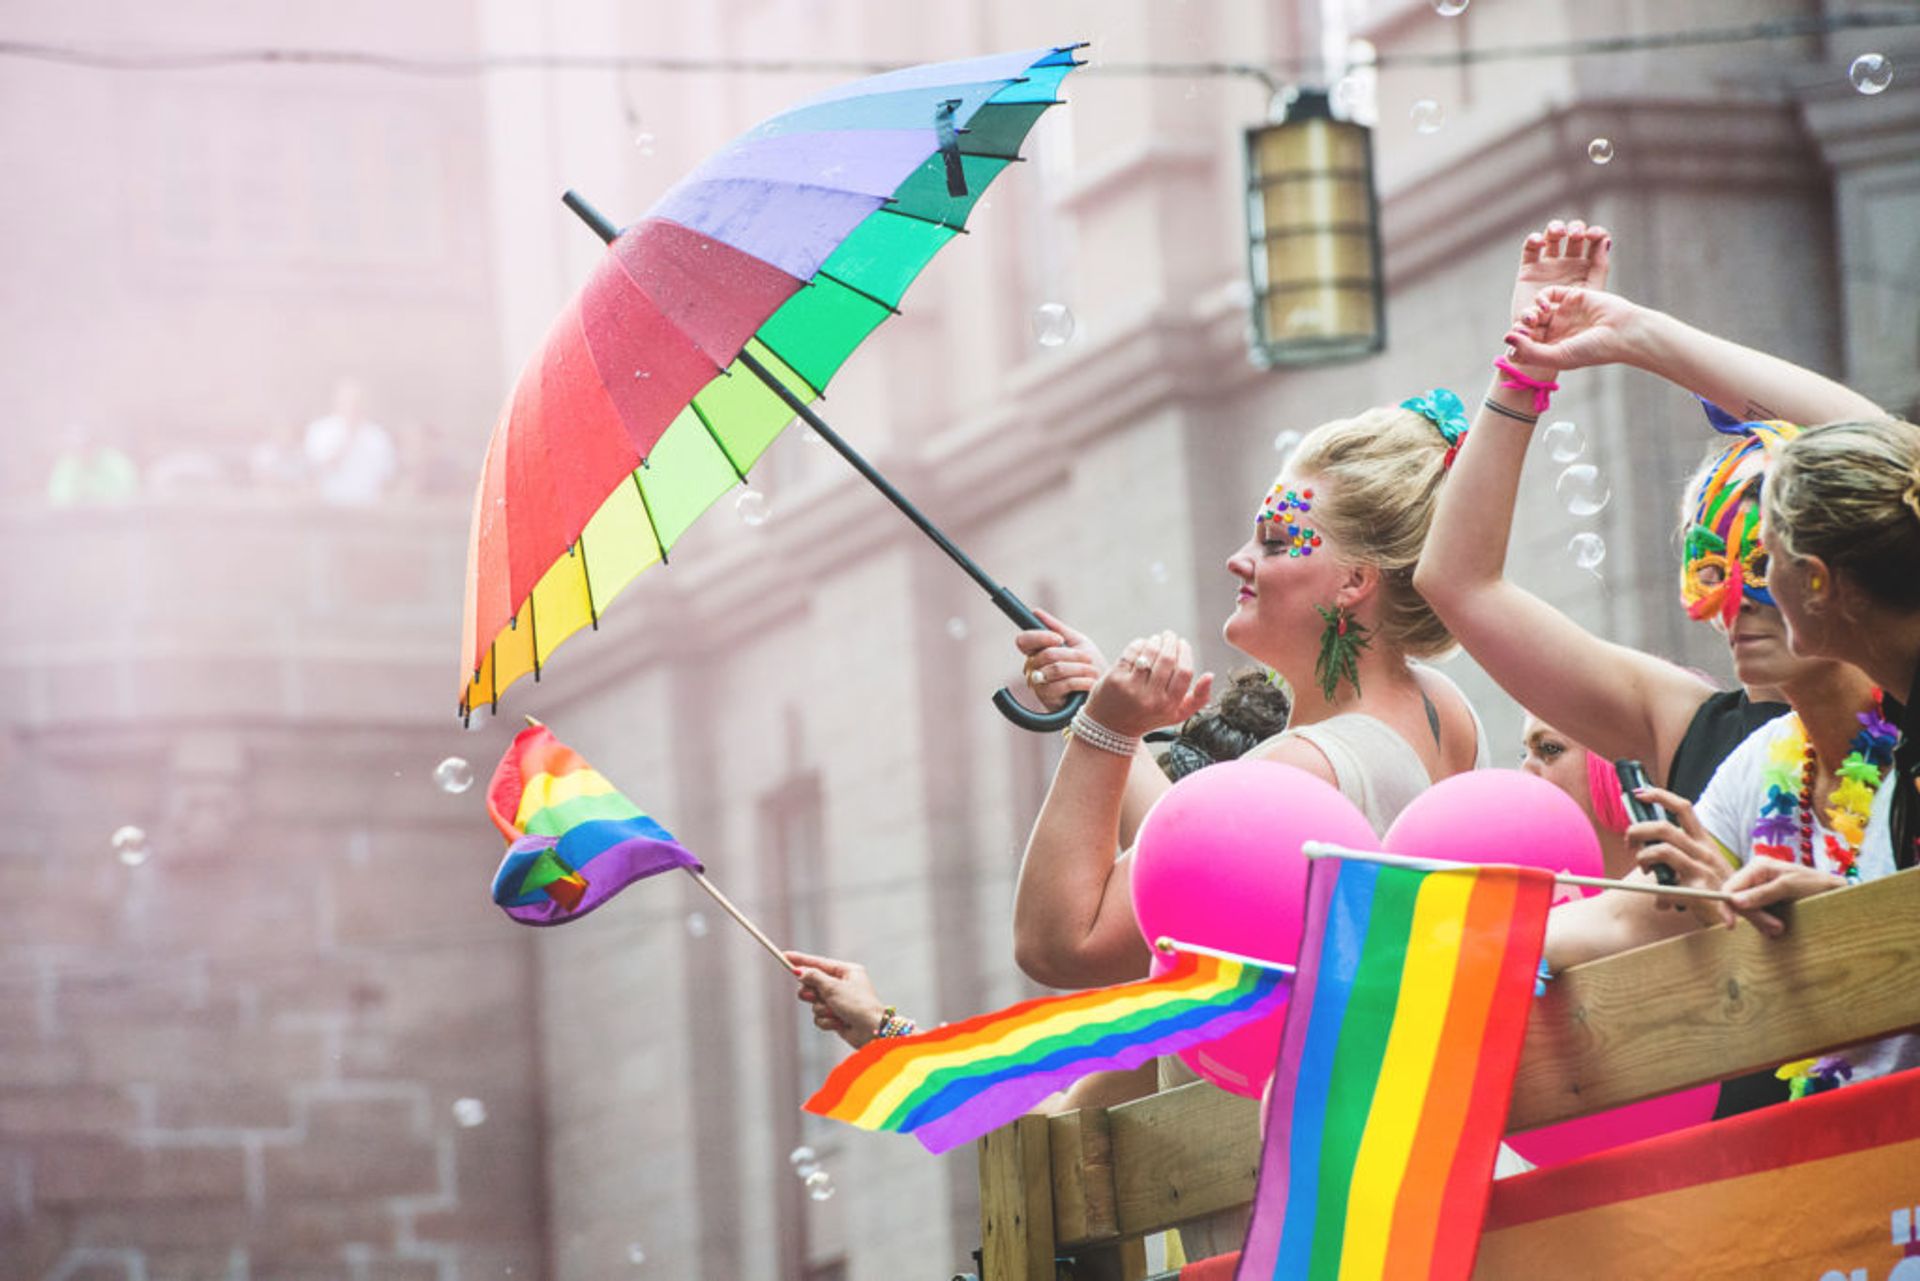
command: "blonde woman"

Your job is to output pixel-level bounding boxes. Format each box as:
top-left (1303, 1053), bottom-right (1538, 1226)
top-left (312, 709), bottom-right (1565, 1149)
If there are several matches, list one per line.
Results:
top-left (1012, 404), bottom-right (1488, 991)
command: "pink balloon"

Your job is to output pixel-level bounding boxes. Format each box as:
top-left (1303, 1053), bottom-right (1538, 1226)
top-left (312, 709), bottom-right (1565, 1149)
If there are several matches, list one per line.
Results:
top-left (1385, 770), bottom-right (1711, 1163)
top-left (1131, 760), bottom-right (1378, 1097)
top-left (1381, 769), bottom-right (1603, 885)
top-left (1506, 1086), bottom-right (1718, 1167)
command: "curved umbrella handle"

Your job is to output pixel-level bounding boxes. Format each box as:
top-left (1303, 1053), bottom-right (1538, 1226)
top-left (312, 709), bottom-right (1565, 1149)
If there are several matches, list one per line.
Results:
top-left (991, 686), bottom-right (1085, 733)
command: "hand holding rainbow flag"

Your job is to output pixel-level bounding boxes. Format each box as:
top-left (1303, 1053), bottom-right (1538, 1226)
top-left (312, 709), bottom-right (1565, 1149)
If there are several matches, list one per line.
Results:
top-left (486, 722), bottom-right (791, 968)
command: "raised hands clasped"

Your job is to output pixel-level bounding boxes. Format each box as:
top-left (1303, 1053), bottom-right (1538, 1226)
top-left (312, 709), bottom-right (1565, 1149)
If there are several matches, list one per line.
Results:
top-left (1084, 630), bottom-right (1214, 739)
top-left (1506, 285), bottom-right (1648, 373)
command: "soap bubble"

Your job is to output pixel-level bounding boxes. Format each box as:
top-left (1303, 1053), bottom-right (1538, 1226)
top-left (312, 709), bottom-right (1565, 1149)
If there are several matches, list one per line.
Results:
top-left (433, 757), bottom-right (474, 794)
top-left (735, 490), bottom-right (770, 527)
top-left (111, 825), bottom-right (149, 867)
top-left (1849, 53), bottom-right (1893, 95)
top-left (452, 1098), bottom-right (487, 1128)
top-left (1410, 99), bottom-right (1444, 134)
top-left (1555, 463), bottom-right (1612, 517)
top-left (1148, 561), bottom-right (1170, 585)
top-left (1587, 137), bottom-right (1614, 165)
top-left (626, 1243), bottom-right (647, 1266)
top-left (1272, 428), bottom-right (1303, 458)
top-left (803, 1169), bottom-right (835, 1201)
top-left (634, 131), bottom-right (657, 154)
top-left (945, 616), bottom-right (969, 642)
top-left (794, 1159), bottom-right (821, 1180)
top-left (684, 911), bottom-right (709, 939)
top-left (1431, 0), bottom-right (1468, 14)
top-left (788, 1145), bottom-right (816, 1167)
top-left (1330, 74), bottom-right (1365, 120)
top-left (1032, 303), bottom-right (1076, 348)
top-left (1543, 420), bottom-right (1586, 463)
top-left (1568, 532), bottom-right (1607, 574)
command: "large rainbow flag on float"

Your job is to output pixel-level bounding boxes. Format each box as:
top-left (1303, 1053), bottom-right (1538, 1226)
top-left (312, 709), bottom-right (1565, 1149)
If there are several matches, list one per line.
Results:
top-left (1237, 857), bottom-right (1553, 1281)
top-left (486, 724), bottom-right (701, 925)
top-left (805, 950), bottom-right (1291, 1154)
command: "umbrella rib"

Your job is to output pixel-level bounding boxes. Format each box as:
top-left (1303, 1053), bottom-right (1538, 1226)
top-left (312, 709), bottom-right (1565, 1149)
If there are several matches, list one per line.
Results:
top-left (630, 469), bottom-right (670, 567)
top-left (687, 398), bottom-right (749, 483)
top-left (573, 534), bottom-right (600, 629)
top-left (528, 595), bottom-right (541, 680)
top-left (814, 269), bottom-right (901, 316)
top-left (874, 206), bottom-right (969, 234)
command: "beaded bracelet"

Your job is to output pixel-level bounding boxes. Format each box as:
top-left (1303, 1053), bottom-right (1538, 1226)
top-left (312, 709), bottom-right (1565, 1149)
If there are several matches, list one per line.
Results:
top-left (1068, 709), bottom-right (1140, 757)
top-left (874, 1006), bottom-right (918, 1039)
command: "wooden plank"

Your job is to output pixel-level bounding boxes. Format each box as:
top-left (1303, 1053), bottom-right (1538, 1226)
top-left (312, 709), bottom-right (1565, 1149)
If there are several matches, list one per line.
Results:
top-left (978, 1113), bottom-right (1056, 1281)
top-left (1049, 1105), bottom-right (1117, 1247)
top-left (1106, 1082), bottom-right (1260, 1239)
top-left (1509, 866), bottom-right (1920, 1131)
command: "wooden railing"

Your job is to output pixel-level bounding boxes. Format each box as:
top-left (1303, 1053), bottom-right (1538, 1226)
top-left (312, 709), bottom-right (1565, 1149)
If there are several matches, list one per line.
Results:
top-left (977, 867), bottom-right (1920, 1280)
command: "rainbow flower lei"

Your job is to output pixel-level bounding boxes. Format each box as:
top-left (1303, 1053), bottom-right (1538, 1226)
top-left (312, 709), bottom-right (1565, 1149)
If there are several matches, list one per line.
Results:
top-left (1754, 694), bottom-right (1898, 881)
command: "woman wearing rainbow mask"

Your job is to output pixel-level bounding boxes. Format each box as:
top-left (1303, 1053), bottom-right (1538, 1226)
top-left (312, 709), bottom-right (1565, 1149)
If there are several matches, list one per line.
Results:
top-left (1416, 223), bottom-right (1896, 1104)
top-left (1448, 258), bottom-right (1914, 1091)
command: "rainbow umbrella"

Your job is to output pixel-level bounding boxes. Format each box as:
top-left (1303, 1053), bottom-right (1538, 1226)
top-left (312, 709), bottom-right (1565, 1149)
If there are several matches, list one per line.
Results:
top-left (462, 45), bottom-right (1085, 731)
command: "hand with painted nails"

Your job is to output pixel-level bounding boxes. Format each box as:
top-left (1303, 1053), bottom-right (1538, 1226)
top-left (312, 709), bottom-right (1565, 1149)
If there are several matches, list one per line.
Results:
top-left (786, 950), bottom-right (888, 1049)
top-left (1015, 607), bottom-right (1109, 712)
top-left (1505, 285), bottom-right (1649, 373)
top-left (1716, 860), bottom-right (1847, 938)
top-left (1508, 218), bottom-right (1612, 323)
top-left (1623, 785), bottom-right (1733, 924)
top-left (1085, 630), bottom-right (1214, 740)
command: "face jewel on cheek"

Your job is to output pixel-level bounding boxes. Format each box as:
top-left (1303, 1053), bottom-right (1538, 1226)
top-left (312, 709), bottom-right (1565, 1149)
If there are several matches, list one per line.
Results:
top-left (1257, 484), bottom-right (1322, 558)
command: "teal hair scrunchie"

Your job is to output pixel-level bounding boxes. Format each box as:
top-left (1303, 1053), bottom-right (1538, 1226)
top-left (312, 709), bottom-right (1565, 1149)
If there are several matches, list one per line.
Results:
top-left (1400, 387), bottom-right (1470, 448)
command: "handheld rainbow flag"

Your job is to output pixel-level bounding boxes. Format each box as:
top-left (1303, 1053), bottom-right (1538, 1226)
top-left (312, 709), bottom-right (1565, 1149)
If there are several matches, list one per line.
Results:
top-left (1237, 855), bottom-right (1553, 1281)
top-left (486, 723), bottom-right (701, 926)
top-left (805, 950), bottom-right (1291, 1154)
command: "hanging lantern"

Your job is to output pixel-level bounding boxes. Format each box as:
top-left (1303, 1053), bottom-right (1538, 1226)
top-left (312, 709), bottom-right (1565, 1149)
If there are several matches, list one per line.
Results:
top-left (1244, 88), bottom-right (1385, 366)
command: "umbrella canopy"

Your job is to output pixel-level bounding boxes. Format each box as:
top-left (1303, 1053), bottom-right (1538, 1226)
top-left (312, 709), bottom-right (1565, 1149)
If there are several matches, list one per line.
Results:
top-left (462, 45), bottom-right (1083, 716)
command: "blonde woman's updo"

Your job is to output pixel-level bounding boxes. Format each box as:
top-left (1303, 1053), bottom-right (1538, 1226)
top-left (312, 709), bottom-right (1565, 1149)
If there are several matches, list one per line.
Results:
top-left (1288, 404), bottom-right (1456, 659)
top-left (1764, 418), bottom-right (1920, 611)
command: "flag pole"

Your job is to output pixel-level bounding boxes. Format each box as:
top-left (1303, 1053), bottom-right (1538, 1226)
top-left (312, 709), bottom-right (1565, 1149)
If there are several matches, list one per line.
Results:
top-left (1301, 842), bottom-right (1737, 902)
top-left (682, 868), bottom-right (796, 974)
top-left (1153, 936), bottom-right (1297, 976)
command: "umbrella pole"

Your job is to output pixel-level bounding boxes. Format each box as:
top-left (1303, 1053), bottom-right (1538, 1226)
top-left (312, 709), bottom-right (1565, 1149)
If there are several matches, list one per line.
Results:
top-left (736, 348), bottom-right (1085, 733)
top-left (682, 867), bottom-right (797, 975)
top-left (561, 189), bottom-right (1081, 733)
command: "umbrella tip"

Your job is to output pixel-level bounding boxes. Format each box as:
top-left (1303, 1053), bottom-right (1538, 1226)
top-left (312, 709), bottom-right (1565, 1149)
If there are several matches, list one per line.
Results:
top-left (524, 714), bottom-right (545, 729)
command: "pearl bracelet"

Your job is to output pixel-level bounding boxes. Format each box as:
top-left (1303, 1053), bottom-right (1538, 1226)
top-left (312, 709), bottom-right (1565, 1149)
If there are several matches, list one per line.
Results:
top-left (1068, 710), bottom-right (1140, 757)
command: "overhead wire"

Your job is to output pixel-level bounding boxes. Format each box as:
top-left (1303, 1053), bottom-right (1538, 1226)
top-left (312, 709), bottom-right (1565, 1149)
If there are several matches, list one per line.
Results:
top-left (0, 9), bottom-right (1916, 87)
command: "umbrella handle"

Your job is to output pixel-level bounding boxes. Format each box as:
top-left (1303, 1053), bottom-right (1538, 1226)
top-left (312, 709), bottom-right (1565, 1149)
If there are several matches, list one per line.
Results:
top-left (991, 686), bottom-right (1084, 733)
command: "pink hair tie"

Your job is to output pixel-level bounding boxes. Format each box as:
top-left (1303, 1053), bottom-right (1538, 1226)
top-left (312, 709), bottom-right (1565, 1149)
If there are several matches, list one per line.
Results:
top-left (1494, 357), bottom-right (1559, 415)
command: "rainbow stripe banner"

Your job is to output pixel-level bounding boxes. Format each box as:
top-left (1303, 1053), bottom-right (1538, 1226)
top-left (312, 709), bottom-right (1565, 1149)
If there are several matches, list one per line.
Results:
top-left (486, 724), bottom-right (701, 926)
top-left (805, 951), bottom-right (1290, 1154)
top-left (1237, 857), bottom-right (1553, 1281)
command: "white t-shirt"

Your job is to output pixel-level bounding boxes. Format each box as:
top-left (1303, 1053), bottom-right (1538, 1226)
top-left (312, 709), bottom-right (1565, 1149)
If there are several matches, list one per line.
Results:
top-left (1695, 711), bottom-right (1911, 1084)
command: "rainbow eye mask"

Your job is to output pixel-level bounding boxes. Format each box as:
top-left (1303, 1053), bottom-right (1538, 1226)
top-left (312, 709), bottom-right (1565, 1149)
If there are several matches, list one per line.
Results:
top-left (1681, 417), bottom-right (1799, 626)
top-left (1258, 484), bottom-right (1321, 557)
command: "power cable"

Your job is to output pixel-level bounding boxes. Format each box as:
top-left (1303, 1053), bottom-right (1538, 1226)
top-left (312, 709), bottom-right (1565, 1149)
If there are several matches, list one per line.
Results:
top-left (0, 10), bottom-right (1915, 88)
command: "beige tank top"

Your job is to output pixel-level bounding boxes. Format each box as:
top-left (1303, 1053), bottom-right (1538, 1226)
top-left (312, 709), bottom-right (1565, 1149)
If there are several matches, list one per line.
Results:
top-left (1259, 664), bottom-right (1490, 835)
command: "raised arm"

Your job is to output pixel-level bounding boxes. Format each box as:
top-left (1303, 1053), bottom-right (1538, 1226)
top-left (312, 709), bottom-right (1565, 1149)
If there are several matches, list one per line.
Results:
top-left (1509, 288), bottom-right (1885, 426)
top-left (1013, 632), bottom-right (1212, 988)
top-left (1414, 223), bottom-right (1714, 775)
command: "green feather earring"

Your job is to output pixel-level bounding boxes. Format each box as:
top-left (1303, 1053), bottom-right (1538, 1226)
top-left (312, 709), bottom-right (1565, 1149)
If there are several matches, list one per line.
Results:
top-left (1313, 604), bottom-right (1371, 702)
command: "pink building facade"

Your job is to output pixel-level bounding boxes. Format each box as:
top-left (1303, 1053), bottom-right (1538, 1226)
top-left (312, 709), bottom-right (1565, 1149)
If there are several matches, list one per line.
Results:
top-left (2, 1), bottom-right (1916, 1278)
